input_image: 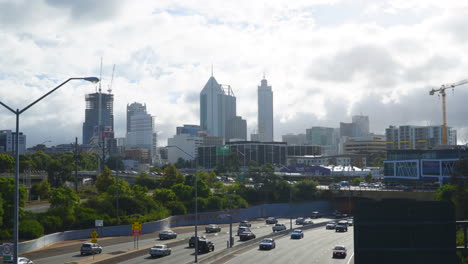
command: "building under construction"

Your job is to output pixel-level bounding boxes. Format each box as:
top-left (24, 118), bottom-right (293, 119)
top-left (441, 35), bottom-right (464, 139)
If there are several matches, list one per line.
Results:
top-left (82, 92), bottom-right (114, 146)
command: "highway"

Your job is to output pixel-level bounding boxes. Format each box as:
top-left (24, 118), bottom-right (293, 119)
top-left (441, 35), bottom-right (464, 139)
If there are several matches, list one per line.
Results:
top-left (27, 217), bottom-right (337, 264)
top-left (224, 225), bottom-right (354, 264)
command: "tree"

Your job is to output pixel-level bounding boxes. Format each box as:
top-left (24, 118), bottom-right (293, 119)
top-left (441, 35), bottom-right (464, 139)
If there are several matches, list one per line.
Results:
top-left (47, 153), bottom-right (74, 188)
top-left (30, 179), bottom-right (51, 200)
top-left (135, 173), bottom-right (158, 189)
top-left (105, 156), bottom-right (125, 170)
top-left (0, 153), bottom-right (14, 173)
top-left (352, 178), bottom-right (363, 186)
top-left (171, 183), bottom-right (193, 202)
top-left (160, 165), bottom-right (184, 188)
top-left (295, 180), bottom-right (320, 201)
top-left (96, 168), bottom-right (116, 193)
top-left (364, 173), bottom-right (373, 183)
top-left (153, 189), bottom-right (177, 203)
top-left (49, 187), bottom-right (80, 209)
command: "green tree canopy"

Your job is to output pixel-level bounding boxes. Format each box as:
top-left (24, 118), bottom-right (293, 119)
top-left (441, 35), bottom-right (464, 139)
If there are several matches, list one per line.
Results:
top-left (96, 168), bottom-right (116, 193)
top-left (160, 165), bottom-right (184, 188)
top-left (0, 154), bottom-right (14, 173)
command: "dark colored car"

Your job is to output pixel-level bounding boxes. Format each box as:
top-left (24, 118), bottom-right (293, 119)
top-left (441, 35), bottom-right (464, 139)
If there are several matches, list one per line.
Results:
top-left (295, 217), bottom-right (305, 225)
top-left (290, 229), bottom-right (304, 239)
top-left (239, 231), bottom-right (256, 241)
top-left (332, 245), bottom-right (347, 258)
top-left (198, 240), bottom-right (215, 253)
top-left (189, 236), bottom-right (206, 248)
top-left (272, 223), bottom-right (287, 232)
top-left (205, 224), bottom-right (221, 233)
top-left (80, 243), bottom-right (102, 255)
top-left (159, 230), bottom-right (177, 240)
top-left (237, 226), bottom-right (251, 235)
top-left (311, 211), bottom-right (322, 218)
top-left (266, 217), bottom-right (278, 224)
top-left (259, 238), bottom-right (276, 250)
top-left (335, 220), bottom-right (348, 232)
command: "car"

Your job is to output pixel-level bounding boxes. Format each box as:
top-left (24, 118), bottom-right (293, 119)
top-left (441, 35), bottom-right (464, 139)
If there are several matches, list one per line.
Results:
top-left (197, 240), bottom-right (215, 253)
top-left (259, 238), bottom-right (276, 250)
top-left (272, 223), bottom-right (287, 232)
top-left (205, 224), bottom-right (221, 233)
top-left (149, 244), bottom-right (171, 257)
top-left (332, 245), bottom-right (347, 258)
top-left (302, 218), bottom-right (313, 225)
top-left (335, 220), bottom-right (348, 232)
top-left (239, 220), bottom-right (252, 227)
top-left (239, 231), bottom-right (256, 241)
top-left (359, 182), bottom-right (368, 187)
top-left (347, 218), bottom-right (354, 226)
top-left (333, 210), bottom-right (344, 218)
top-left (266, 217), bottom-right (278, 224)
top-left (326, 221), bottom-right (337, 229)
top-left (311, 211), bottom-right (322, 218)
top-left (237, 226), bottom-right (251, 235)
top-left (18, 257), bottom-right (34, 264)
top-left (295, 217), bottom-right (305, 225)
top-left (80, 243), bottom-right (102, 255)
top-left (290, 229), bottom-right (304, 239)
top-left (159, 230), bottom-right (177, 240)
top-left (189, 235), bottom-right (206, 248)
top-left (340, 181), bottom-right (350, 187)
top-left (328, 183), bottom-right (341, 190)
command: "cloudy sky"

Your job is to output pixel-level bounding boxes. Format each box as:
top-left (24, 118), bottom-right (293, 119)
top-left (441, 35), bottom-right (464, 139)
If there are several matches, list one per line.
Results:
top-left (1, 0), bottom-right (468, 147)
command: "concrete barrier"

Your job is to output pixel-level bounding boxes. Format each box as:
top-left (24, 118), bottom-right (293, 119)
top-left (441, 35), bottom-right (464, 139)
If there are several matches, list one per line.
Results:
top-left (19, 201), bottom-right (332, 253)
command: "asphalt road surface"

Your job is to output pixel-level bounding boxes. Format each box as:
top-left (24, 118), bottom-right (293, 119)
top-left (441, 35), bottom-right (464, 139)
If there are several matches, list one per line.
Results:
top-left (27, 217), bottom-right (334, 264)
top-left (224, 224), bottom-right (354, 264)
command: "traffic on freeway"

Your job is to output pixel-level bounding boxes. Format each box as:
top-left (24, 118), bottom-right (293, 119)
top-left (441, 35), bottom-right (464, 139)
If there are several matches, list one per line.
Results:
top-left (25, 217), bottom-right (336, 264)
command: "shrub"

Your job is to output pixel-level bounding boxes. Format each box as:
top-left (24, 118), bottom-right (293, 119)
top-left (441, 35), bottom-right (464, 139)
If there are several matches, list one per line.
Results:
top-left (19, 219), bottom-right (44, 239)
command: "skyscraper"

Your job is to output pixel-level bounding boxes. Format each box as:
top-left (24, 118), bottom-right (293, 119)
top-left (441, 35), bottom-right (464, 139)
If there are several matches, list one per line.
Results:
top-left (258, 76), bottom-right (273, 142)
top-left (200, 75), bottom-right (247, 141)
top-left (82, 92), bottom-right (114, 145)
top-left (200, 76), bottom-right (224, 137)
top-left (126, 102), bottom-right (157, 162)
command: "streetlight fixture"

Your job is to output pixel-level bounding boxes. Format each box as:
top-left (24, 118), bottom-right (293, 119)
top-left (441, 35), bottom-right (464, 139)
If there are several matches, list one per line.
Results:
top-left (0, 77), bottom-right (99, 264)
top-left (166, 145), bottom-right (199, 263)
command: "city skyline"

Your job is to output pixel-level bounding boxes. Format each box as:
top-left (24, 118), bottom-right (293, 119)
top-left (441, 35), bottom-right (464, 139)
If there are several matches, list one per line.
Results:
top-left (2, 1), bottom-right (468, 147)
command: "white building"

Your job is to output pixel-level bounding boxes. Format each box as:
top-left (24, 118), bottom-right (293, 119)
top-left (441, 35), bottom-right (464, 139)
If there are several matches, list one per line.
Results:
top-left (126, 103), bottom-right (157, 162)
top-left (167, 134), bottom-right (203, 164)
top-left (257, 76), bottom-right (274, 142)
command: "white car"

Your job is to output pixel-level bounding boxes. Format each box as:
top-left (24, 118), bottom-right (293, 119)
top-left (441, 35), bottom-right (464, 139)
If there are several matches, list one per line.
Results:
top-left (18, 257), bottom-right (34, 264)
top-left (272, 223), bottom-right (287, 232)
top-left (149, 244), bottom-right (171, 257)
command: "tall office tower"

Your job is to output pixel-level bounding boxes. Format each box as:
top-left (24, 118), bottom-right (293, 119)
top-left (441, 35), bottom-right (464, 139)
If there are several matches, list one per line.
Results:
top-left (127, 102), bottom-right (147, 133)
top-left (200, 75), bottom-right (246, 141)
top-left (126, 102), bottom-right (156, 162)
top-left (200, 76), bottom-right (225, 137)
top-left (82, 92), bottom-right (114, 145)
top-left (258, 76), bottom-right (274, 142)
top-left (177, 125), bottom-right (201, 136)
top-left (352, 115), bottom-right (370, 137)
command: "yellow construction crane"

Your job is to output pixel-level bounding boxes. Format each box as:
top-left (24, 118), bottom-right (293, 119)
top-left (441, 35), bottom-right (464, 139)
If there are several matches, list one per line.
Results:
top-left (429, 79), bottom-right (468, 144)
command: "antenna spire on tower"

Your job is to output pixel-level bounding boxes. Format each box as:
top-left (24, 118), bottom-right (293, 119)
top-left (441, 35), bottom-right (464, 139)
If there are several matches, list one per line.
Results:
top-left (98, 57), bottom-right (103, 93)
top-left (263, 71), bottom-right (266, 80)
top-left (211, 63), bottom-right (213, 77)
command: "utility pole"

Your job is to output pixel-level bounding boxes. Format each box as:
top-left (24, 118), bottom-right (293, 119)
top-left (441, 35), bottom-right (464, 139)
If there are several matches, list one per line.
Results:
top-left (74, 137), bottom-right (79, 192)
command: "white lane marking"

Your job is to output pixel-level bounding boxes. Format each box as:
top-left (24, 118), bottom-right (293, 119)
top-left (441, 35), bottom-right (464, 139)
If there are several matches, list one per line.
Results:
top-left (347, 252), bottom-right (355, 264)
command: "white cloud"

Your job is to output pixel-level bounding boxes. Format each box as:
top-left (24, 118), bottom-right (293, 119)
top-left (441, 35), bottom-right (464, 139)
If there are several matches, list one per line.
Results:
top-left (1, 0), bottom-right (468, 147)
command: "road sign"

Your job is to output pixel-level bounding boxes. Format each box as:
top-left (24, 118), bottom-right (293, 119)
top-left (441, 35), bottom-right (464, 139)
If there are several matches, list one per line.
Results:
top-left (95, 219), bottom-right (103, 227)
top-left (132, 222), bottom-right (142, 236)
top-left (91, 239), bottom-right (97, 243)
top-left (91, 231), bottom-right (98, 239)
top-left (2, 242), bottom-right (13, 262)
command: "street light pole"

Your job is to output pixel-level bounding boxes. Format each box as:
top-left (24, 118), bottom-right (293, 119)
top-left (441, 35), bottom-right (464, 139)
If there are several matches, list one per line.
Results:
top-left (166, 145), bottom-right (198, 262)
top-left (0, 77), bottom-right (99, 264)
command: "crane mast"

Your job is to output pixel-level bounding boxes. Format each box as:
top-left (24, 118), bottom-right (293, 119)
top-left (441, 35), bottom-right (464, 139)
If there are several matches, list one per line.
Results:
top-left (429, 79), bottom-right (468, 145)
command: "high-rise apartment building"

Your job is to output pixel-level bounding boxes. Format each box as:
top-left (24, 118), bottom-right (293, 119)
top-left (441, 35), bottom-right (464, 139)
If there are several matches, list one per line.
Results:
top-left (340, 115), bottom-right (369, 138)
top-left (257, 77), bottom-right (274, 142)
top-left (282, 133), bottom-right (307, 145)
top-left (0, 130), bottom-right (26, 154)
top-left (82, 92), bottom-right (114, 145)
top-left (126, 102), bottom-right (157, 162)
top-left (385, 125), bottom-right (457, 150)
top-left (200, 75), bottom-right (246, 141)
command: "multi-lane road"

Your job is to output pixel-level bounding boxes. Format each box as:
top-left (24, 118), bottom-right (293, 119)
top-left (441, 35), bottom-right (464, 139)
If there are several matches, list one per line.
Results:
top-left (25, 217), bottom-right (352, 264)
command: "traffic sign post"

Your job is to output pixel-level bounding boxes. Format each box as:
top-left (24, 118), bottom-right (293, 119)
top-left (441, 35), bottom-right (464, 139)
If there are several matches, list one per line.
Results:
top-left (90, 231), bottom-right (98, 243)
top-left (132, 222), bottom-right (142, 249)
top-left (2, 242), bottom-right (13, 262)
